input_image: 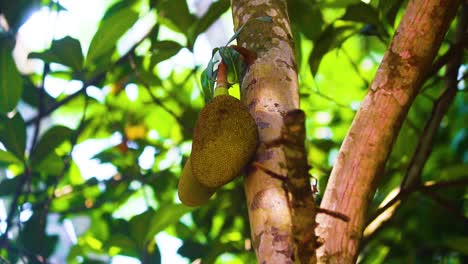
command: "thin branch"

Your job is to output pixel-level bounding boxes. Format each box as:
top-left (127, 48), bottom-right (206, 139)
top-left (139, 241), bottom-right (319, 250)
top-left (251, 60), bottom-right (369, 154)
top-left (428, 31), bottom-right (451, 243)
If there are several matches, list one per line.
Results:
top-left (361, 177), bottom-right (468, 249)
top-left (424, 38), bottom-right (468, 81)
top-left (25, 22), bottom-right (159, 126)
top-left (128, 54), bottom-right (184, 124)
top-left (0, 168), bottom-right (31, 247)
top-left (24, 67), bottom-right (98, 126)
top-left (458, 70), bottom-right (468, 82)
top-left (30, 64), bottom-right (50, 153)
top-left (306, 85), bottom-right (354, 109)
top-left (19, 64), bottom-right (50, 241)
top-left (421, 188), bottom-right (468, 224)
top-left (39, 94), bottom-right (89, 258)
top-left (423, 178), bottom-right (468, 189)
top-left (340, 48), bottom-right (370, 88)
top-left (316, 208), bottom-right (350, 222)
top-left (367, 177), bottom-right (468, 231)
top-left (2, 240), bottom-right (46, 263)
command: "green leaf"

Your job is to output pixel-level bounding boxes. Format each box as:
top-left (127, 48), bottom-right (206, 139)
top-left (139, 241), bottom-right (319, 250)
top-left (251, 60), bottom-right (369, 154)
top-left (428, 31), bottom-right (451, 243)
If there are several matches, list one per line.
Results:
top-left (102, 0), bottom-right (139, 20)
top-left (145, 204), bottom-right (192, 242)
top-left (92, 147), bottom-right (120, 164)
top-left (86, 8), bottom-right (139, 64)
top-left (177, 240), bottom-right (206, 261)
top-left (0, 39), bottom-right (24, 113)
top-left (151, 41), bottom-right (183, 63)
top-left (0, 113), bottom-right (26, 160)
top-left (200, 54), bottom-right (218, 103)
top-left (288, 0), bottom-right (323, 40)
top-left (219, 46), bottom-right (243, 84)
top-left (443, 236), bottom-right (468, 255)
top-left (106, 234), bottom-right (139, 257)
top-left (308, 24), bottom-right (357, 76)
top-left (18, 211), bottom-right (59, 257)
top-left (142, 240), bottom-right (161, 264)
top-left (33, 152), bottom-right (65, 175)
top-left (21, 80), bottom-right (56, 108)
top-left (129, 210), bottom-right (155, 249)
top-left (0, 0), bottom-right (42, 31)
top-left (0, 177), bottom-right (20, 197)
top-left (0, 149), bottom-right (21, 167)
top-left (31, 125), bottom-right (73, 167)
top-left (224, 16), bottom-right (272, 46)
top-left (437, 164), bottom-right (468, 181)
top-left (156, 0), bottom-right (196, 34)
top-left (200, 68), bottom-right (215, 104)
top-left (29, 36), bottom-right (84, 71)
top-left (187, 0), bottom-right (230, 49)
top-left (378, 0), bottom-right (405, 26)
top-left (341, 2), bottom-right (381, 26)
top-left (317, 0), bottom-right (360, 8)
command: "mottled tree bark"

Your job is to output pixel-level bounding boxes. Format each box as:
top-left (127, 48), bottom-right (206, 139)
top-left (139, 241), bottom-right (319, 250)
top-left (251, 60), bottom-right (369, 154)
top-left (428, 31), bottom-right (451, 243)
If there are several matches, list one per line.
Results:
top-left (316, 1), bottom-right (460, 263)
top-left (231, 0), bottom-right (313, 263)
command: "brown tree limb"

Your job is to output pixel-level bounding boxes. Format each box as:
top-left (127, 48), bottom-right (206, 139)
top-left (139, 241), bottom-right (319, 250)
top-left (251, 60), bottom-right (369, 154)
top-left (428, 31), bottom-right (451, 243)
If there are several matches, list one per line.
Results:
top-left (281, 110), bottom-right (319, 263)
top-left (401, 2), bottom-right (467, 189)
top-left (231, 0), bottom-right (313, 262)
top-left (361, 177), bottom-right (468, 249)
top-left (316, 1), bottom-right (460, 263)
top-left (362, 2), bottom-right (467, 247)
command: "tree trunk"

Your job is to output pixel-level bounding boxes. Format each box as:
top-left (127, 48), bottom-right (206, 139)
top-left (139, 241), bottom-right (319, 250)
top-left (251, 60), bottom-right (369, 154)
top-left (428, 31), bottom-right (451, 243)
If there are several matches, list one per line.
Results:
top-left (231, 0), bottom-right (307, 263)
top-left (316, 1), bottom-right (460, 263)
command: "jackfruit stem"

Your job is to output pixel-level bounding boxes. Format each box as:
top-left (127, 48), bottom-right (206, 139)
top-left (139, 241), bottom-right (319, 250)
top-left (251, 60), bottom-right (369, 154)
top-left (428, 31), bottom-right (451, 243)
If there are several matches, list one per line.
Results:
top-left (214, 87), bottom-right (229, 97)
top-left (214, 60), bottom-right (229, 97)
top-left (229, 45), bottom-right (257, 66)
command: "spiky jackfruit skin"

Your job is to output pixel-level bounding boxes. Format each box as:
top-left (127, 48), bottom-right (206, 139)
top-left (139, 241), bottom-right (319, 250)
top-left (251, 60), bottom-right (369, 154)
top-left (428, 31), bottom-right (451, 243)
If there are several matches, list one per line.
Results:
top-left (178, 158), bottom-right (216, 207)
top-left (192, 95), bottom-right (258, 188)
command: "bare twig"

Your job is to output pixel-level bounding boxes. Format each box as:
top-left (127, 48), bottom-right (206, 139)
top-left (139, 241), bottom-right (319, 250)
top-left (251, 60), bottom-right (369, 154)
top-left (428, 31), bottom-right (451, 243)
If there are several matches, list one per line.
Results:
top-left (0, 167), bottom-right (31, 247)
top-left (128, 54), bottom-right (183, 124)
top-left (13, 64), bottom-right (51, 251)
top-left (362, 177), bottom-right (468, 249)
top-left (421, 188), bottom-right (468, 224)
top-left (30, 63), bottom-right (50, 153)
top-left (316, 208), bottom-right (350, 222)
top-left (306, 85), bottom-right (353, 109)
top-left (38, 94), bottom-right (89, 258)
top-left (2, 240), bottom-right (46, 263)
top-left (368, 176), bottom-right (468, 229)
top-left (340, 47), bottom-right (370, 88)
top-left (424, 38), bottom-right (468, 81)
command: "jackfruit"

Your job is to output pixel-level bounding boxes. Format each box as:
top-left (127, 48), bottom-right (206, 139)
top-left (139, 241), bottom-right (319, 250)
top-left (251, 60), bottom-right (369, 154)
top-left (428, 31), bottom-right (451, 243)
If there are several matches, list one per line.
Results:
top-left (191, 95), bottom-right (258, 188)
top-left (178, 158), bottom-right (216, 207)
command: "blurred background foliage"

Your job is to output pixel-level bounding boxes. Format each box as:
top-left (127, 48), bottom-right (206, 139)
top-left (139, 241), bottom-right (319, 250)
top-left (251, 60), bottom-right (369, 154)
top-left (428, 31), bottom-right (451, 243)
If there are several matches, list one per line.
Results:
top-left (0, 0), bottom-right (466, 263)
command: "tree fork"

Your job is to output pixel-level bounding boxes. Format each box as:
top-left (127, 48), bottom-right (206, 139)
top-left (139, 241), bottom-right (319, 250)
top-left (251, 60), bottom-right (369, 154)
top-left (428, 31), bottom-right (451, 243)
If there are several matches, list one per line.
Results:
top-left (316, 0), bottom-right (460, 263)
